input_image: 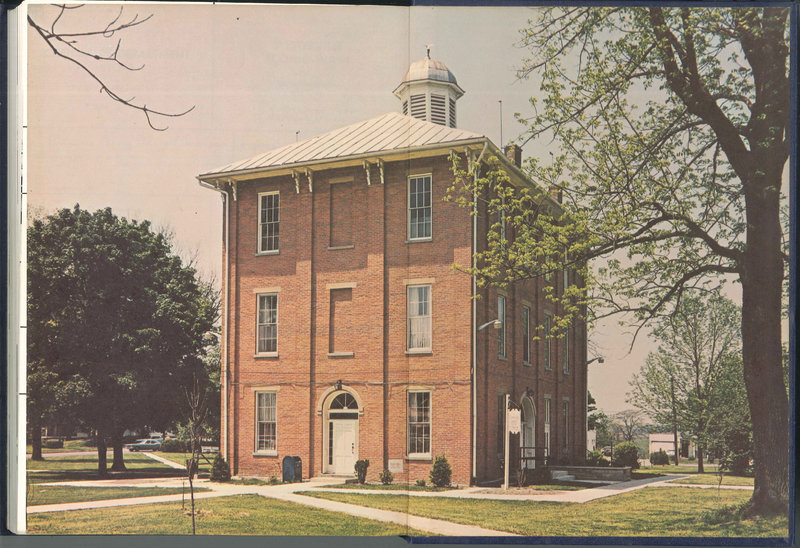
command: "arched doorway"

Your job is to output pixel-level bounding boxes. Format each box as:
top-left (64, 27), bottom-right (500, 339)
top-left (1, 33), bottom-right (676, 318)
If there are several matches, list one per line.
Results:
top-left (521, 395), bottom-right (536, 469)
top-left (323, 391), bottom-right (359, 475)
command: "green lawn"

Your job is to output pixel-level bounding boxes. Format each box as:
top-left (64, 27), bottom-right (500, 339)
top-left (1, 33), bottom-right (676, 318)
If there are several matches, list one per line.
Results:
top-left (26, 494), bottom-right (428, 535)
top-left (641, 464), bottom-right (721, 474)
top-left (27, 453), bottom-right (182, 484)
top-left (669, 475), bottom-right (754, 487)
top-left (27, 485), bottom-right (210, 506)
top-left (26, 439), bottom-right (98, 453)
top-left (152, 452), bottom-right (218, 473)
top-left (301, 487), bottom-right (787, 537)
top-left (322, 482), bottom-right (462, 492)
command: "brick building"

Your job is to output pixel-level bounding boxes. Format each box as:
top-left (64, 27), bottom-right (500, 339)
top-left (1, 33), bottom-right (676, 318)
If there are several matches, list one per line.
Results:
top-left (198, 53), bottom-right (588, 485)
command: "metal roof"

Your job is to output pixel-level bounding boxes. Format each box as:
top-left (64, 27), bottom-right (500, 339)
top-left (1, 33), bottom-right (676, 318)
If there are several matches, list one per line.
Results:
top-left (200, 112), bottom-right (486, 178)
top-left (400, 57), bottom-right (459, 86)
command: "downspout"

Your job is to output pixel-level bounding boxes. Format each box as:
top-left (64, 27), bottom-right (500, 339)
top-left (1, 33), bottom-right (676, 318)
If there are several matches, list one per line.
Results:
top-left (198, 178), bottom-right (230, 461)
top-left (471, 141), bottom-right (488, 482)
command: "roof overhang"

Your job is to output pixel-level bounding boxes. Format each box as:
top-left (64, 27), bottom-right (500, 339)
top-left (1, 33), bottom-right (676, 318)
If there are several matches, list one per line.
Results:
top-left (198, 137), bottom-right (562, 214)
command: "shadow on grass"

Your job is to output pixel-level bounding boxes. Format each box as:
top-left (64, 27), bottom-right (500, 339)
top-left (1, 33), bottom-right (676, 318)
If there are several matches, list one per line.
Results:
top-left (28, 468), bottom-right (186, 484)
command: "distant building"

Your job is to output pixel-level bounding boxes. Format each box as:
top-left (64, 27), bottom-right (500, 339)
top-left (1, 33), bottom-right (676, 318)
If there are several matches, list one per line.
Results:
top-left (199, 52), bottom-right (588, 485)
top-left (649, 433), bottom-right (696, 458)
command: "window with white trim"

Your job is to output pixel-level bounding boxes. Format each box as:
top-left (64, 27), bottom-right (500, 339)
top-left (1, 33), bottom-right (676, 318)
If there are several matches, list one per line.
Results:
top-left (544, 313), bottom-right (552, 370)
top-left (407, 391), bottom-right (431, 457)
top-left (544, 397), bottom-right (551, 458)
top-left (407, 285), bottom-right (432, 351)
top-left (498, 295), bottom-right (506, 358)
top-left (522, 305), bottom-right (531, 364)
top-left (563, 329), bottom-right (570, 374)
top-left (258, 192), bottom-right (280, 253)
top-left (256, 294), bottom-right (278, 354)
top-left (255, 392), bottom-right (277, 453)
top-left (562, 400), bottom-right (569, 452)
top-left (497, 394), bottom-right (506, 457)
top-left (408, 175), bottom-right (432, 240)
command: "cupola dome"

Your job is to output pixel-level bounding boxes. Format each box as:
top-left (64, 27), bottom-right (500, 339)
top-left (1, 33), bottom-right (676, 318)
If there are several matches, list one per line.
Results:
top-left (394, 48), bottom-right (464, 128)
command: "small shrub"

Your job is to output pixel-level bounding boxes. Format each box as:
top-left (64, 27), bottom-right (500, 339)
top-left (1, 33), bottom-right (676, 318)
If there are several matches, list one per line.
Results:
top-left (611, 441), bottom-right (640, 469)
top-left (527, 467), bottom-right (552, 485)
top-left (160, 438), bottom-right (189, 452)
top-left (586, 450), bottom-right (610, 467)
top-left (209, 454), bottom-right (231, 482)
top-left (429, 454), bottom-right (452, 487)
top-left (379, 469), bottom-right (394, 485)
top-left (649, 450), bottom-right (670, 465)
top-left (415, 479), bottom-right (426, 487)
top-left (41, 439), bottom-right (63, 449)
top-left (354, 459), bottom-right (369, 484)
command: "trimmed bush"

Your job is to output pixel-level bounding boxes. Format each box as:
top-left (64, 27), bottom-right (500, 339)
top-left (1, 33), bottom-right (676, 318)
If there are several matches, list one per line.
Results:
top-left (160, 438), bottom-right (189, 452)
top-left (650, 450), bottom-right (670, 465)
top-left (429, 454), bottom-right (452, 487)
top-left (42, 439), bottom-right (64, 449)
top-left (210, 454), bottom-right (231, 482)
top-left (354, 459), bottom-right (369, 484)
top-left (586, 450), bottom-right (610, 467)
top-left (379, 469), bottom-right (394, 485)
top-left (415, 479), bottom-right (426, 487)
top-left (611, 441), bottom-right (640, 469)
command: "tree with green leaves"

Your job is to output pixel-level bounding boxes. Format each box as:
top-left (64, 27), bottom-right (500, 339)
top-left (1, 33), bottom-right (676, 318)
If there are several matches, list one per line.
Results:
top-left (629, 292), bottom-right (742, 472)
top-left (28, 206), bottom-right (217, 475)
top-left (448, 6), bottom-right (788, 514)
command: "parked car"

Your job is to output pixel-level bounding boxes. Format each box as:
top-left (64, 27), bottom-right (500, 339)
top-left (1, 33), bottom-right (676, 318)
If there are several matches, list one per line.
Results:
top-left (125, 438), bottom-right (162, 451)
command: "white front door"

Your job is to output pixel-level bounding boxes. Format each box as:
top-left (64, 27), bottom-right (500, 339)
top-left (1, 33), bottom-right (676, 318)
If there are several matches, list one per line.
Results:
top-left (332, 420), bottom-right (358, 475)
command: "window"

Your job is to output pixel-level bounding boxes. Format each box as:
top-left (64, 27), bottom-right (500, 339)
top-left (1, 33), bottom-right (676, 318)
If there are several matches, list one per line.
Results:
top-left (563, 329), bottom-right (569, 374)
top-left (497, 394), bottom-right (506, 457)
top-left (258, 192), bottom-right (280, 253)
top-left (522, 306), bottom-right (531, 364)
top-left (329, 288), bottom-right (353, 354)
top-left (544, 398), bottom-right (551, 458)
top-left (407, 285), bottom-right (432, 351)
top-left (562, 401), bottom-right (569, 452)
top-left (497, 295), bottom-right (506, 358)
top-left (256, 294), bottom-right (278, 354)
top-left (329, 182), bottom-right (353, 247)
top-left (544, 313), bottom-right (552, 370)
top-left (499, 209), bottom-right (507, 243)
top-left (408, 175), bottom-right (432, 240)
top-left (255, 392), bottom-right (276, 453)
top-left (407, 391), bottom-right (431, 457)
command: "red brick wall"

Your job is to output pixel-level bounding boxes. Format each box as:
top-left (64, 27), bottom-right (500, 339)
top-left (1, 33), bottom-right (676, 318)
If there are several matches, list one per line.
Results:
top-left (218, 151), bottom-right (586, 485)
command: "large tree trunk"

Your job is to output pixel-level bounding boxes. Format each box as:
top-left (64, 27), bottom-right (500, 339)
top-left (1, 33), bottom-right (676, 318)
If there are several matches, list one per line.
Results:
top-left (740, 171), bottom-right (788, 515)
top-left (696, 446), bottom-right (704, 474)
top-left (30, 418), bottom-right (44, 461)
top-left (97, 434), bottom-right (108, 477)
top-left (110, 431), bottom-right (127, 472)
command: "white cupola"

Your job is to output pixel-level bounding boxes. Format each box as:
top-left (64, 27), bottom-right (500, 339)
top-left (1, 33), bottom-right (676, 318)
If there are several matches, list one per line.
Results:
top-left (394, 47), bottom-right (464, 128)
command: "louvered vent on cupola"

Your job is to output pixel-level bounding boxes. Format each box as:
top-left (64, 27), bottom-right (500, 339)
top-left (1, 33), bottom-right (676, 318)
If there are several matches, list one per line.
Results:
top-left (402, 100), bottom-right (409, 115)
top-left (430, 94), bottom-right (446, 125)
top-left (409, 94), bottom-right (426, 119)
top-left (448, 98), bottom-right (456, 128)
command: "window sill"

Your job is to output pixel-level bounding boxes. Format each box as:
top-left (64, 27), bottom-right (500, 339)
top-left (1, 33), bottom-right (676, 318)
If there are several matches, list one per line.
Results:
top-left (252, 451), bottom-right (278, 457)
top-left (498, 355), bottom-right (507, 361)
top-left (523, 361), bottom-right (532, 367)
top-left (327, 352), bottom-right (354, 358)
top-left (406, 455), bottom-right (432, 462)
top-left (256, 250), bottom-right (280, 256)
top-left (406, 238), bottom-right (433, 244)
top-left (254, 353), bottom-right (279, 359)
top-left (327, 245), bottom-right (354, 251)
top-left (405, 349), bottom-right (432, 355)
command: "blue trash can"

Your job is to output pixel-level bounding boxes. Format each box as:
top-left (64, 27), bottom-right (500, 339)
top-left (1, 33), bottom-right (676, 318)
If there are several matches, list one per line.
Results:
top-left (282, 456), bottom-right (302, 482)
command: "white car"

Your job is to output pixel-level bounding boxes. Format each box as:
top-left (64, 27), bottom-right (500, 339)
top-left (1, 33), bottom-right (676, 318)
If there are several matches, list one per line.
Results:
top-left (126, 439), bottom-right (162, 451)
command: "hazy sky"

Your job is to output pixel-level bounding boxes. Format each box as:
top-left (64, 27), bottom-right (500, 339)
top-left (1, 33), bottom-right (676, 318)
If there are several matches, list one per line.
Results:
top-left (26, 3), bottom-right (776, 416)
